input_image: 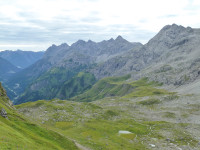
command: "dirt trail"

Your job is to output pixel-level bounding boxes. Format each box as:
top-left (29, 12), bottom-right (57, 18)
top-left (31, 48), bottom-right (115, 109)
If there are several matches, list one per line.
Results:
top-left (75, 142), bottom-right (91, 150)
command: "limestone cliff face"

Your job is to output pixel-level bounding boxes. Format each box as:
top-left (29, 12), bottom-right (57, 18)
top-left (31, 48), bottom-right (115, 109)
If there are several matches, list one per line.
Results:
top-left (92, 24), bottom-right (200, 87)
top-left (8, 36), bottom-right (140, 103)
top-left (6, 24), bottom-right (200, 103)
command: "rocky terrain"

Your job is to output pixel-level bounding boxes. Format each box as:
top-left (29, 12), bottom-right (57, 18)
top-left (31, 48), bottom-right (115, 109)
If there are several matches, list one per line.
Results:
top-left (6, 36), bottom-right (141, 103)
top-left (92, 24), bottom-right (200, 85)
top-left (16, 76), bottom-right (200, 149)
top-left (1, 23), bottom-right (200, 150)
top-left (10, 24), bottom-right (200, 104)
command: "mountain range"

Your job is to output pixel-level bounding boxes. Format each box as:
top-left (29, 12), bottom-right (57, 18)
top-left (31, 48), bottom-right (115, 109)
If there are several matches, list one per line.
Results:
top-left (0, 57), bottom-right (20, 80)
top-left (1, 24), bottom-right (200, 149)
top-left (0, 24), bottom-right (200, 104)
top-left (0, 50), bottom-right (44, 69)
top-left (5, 24), bottom-right (200, 105)
top-left (6, 36), bottom-right (142, 103)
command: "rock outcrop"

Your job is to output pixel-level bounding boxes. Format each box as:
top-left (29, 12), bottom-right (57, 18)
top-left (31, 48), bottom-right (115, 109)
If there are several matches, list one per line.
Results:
top-left (92, 24), bottom-right (200, 87)
top-left (6, 36), bottom-right (142, 103)
top-left (0, 108), bottom-right (7, 118)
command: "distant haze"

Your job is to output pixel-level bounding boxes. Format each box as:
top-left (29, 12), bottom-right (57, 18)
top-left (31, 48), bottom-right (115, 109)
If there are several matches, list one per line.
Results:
top-left (0, 0), bottom-right (200, 51)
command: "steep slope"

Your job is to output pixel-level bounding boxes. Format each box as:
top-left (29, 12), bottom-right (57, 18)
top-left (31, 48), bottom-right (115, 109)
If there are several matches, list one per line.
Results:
top-left (0, 57), bottom-right (20, 79)
top-left (134, 24), bottom-right (200, 87)
top-left (43, 36), bottom-right (141, 66)
top-left (71, 75), bottom-right (171, 102)
top-left (16, 71), bottom-right (96, 104)
top-left (92, 24), bottom-right (200, 85)
top-left (6, 24), bottom-right (200, 104)
top-left (16, 75), bottom-right (200, 149)
top-left (7, 36), bottom-right (141, 103)
top-left (0, 50), bottom-right (44, 69)
top-left (0, 83), bottom-right (78, 149)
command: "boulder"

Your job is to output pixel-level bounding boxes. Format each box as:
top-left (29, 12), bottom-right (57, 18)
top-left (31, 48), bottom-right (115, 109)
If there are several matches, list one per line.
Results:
top-left (1, 108), bottom-right (8, 118)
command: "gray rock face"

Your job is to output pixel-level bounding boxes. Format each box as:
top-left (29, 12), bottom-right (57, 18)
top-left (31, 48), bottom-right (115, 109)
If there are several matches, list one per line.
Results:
top-left (7, 23), bottom-right (200, 103)
top-left (1, 108), bottom-right (7, 118)
top-left (92, 24), bottom-right (200, 88)
top-left (7, 36), bottom-right (141, 102)
top-left (43, 35), bottom-right (141, 66)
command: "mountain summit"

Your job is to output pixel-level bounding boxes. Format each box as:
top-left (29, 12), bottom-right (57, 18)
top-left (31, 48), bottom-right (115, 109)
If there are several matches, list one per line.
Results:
top-left (115, 35), bottom-right (126, 41)
top-left (7, 36), bottom-right (141, 103)
top-left (92, 24), bottom-right (200, 83)
top-left (6, 24), bottom-right (200, 104)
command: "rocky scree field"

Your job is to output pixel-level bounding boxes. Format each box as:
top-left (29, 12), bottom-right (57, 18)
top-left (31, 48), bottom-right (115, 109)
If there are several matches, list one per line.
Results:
top-left (16, 76), bottom-right (200, 150)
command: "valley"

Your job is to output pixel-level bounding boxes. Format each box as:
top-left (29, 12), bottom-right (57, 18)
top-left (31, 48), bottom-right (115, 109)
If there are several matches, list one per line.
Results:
top-left (16, 78), bottom-right (200, 149)
top-left (0, 24), bottom-right (200, 150)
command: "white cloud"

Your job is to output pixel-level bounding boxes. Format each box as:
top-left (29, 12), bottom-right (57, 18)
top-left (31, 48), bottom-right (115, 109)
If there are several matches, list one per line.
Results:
top-left (0, 0), bottom-right (199, 51)
top-left (193, 0), bottom-right (200, 5)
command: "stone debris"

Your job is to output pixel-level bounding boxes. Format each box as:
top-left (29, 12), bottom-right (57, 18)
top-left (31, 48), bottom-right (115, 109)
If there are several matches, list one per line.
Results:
top-left (118, 130), bottom-right (132, 134)
top-left (149, 144), bottom-right (156, 148)
top-left (1, 108), bottom-right (8, 119)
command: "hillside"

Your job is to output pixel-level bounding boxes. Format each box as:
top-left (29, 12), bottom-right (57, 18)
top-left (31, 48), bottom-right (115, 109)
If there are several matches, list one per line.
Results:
top-left (71, 75), bottom-right (170, 102)
top-left (5, 24), bottom-right (200, 105)
top-left (0, 50), bottom-right (44, 69)
top-left (0, 83), bottom-right (78, 149)
top-left (16, 75), bottom-right (200, 150)
top-left (7, 36), bottom-right (141, 103)
top-left (92, 24), bottom-right (200, 86)
top-left (16, 71), bottom-right (96, 104)
top-left (3, 23), bottom-right (200, 149)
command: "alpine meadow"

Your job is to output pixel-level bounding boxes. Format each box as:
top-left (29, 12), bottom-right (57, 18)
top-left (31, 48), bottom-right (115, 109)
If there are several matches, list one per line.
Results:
top-left (1, 0), bottom-right (200, 150)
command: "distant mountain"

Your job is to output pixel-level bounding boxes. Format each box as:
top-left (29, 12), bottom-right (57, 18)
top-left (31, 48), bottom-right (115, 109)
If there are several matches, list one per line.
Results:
top-left (16, 72), bottom-right (96, 104)
top-left (11, 23), bottom-right (200, 104)
top-left (7, 36), bottom-right (141, 103)
top-left (43, 36), bottom-right (142, 65)
top-left (0, 57), bottom-right (20, 79)
top-left (0, 50), bottom-right (44, 69)
top-left (92, 24), bottom-right (200, 87)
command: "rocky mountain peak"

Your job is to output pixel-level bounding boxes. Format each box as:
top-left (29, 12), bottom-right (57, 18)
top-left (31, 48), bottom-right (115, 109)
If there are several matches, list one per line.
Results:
top-left (146, 24), bottom-right (194, 52)
top-left (160, 24), bottom-right (192, 39)
top-left (87, 40), bottom-right (95, 43)
top-left (44, 43), bottom-right (70, 59)
top-left (50, 44), bottom-right (57, 48)
top-left (115, 35), bottom-right (126, 41)
top-left (108, 38), bottom-right (114, 42)
top-left (161, 23), bottom-right (184, 31)
top-left (60, 43), bottom-right (69, 48)
top-left (73, 40), bottom-right (86, 46)
top-left (44, 44), bottom-right (57, 56)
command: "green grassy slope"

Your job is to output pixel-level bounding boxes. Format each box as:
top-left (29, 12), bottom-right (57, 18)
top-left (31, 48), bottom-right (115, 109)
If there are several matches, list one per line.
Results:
top-left (16, 98), bottom-right (198, 150)
top-left (0, 83), bottom-right (78, 150)
top-left (14, 75), bottom-right (200, 149)
top-left (15, 75), bottom-right (198, 149)
top-left (57, 72), bottom-right (96, 99)
top-left (72, 75), bottom-right (171, 102)
top-left (16, 67), bottom-right (96, 104)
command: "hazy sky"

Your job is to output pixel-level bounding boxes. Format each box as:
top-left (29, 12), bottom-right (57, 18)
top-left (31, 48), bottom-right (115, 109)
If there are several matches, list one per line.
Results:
top-left (0, 0), bottom-right (200, 51)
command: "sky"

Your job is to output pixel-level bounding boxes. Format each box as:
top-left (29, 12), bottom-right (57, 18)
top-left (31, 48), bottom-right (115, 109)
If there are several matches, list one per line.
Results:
top-left (0, 0), bottom-right (200, 51)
